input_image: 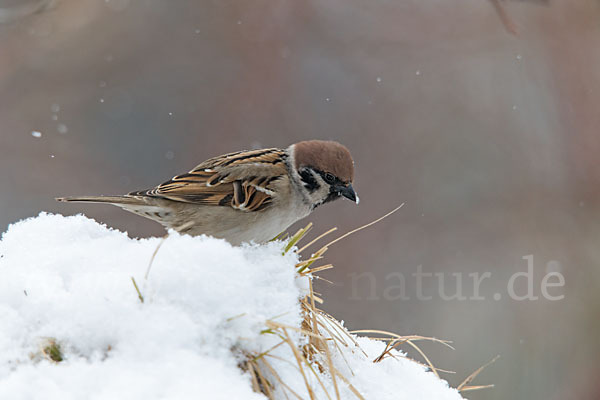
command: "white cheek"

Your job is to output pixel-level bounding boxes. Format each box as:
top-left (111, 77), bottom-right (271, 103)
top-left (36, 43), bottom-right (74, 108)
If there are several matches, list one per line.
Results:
top-left (311, 175), bottom-right (331, 203)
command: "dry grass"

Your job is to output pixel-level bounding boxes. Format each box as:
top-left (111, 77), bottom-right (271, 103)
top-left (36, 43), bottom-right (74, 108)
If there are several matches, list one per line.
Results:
top-left (243, 205), bottom-right (496, 399)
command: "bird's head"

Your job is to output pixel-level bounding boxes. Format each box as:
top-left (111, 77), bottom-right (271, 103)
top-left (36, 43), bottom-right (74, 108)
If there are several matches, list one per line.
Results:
top-left (289, 140), bottom-right (358, 209)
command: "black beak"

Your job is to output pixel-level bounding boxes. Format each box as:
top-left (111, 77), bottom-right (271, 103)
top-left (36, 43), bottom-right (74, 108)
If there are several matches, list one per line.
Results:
top-left (340, 184), bottom-right (359, 204)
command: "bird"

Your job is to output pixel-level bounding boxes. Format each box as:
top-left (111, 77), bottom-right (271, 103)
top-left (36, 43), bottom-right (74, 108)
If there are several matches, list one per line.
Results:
top-left (56, 140), bottom-right (358, 245)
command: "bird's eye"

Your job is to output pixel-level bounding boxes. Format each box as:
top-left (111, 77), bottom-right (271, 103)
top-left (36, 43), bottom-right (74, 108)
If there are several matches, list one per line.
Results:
top-left (324, 172), bottom-right (336, 184)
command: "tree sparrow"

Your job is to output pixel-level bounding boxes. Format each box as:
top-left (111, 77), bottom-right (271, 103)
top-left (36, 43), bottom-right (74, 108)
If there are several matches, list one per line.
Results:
top-left (57, 140), bottom-right (358, 245)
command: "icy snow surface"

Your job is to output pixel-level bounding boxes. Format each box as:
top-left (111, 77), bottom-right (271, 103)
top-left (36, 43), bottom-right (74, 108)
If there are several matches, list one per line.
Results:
top-left (0, 213), bottom-right (463, 400)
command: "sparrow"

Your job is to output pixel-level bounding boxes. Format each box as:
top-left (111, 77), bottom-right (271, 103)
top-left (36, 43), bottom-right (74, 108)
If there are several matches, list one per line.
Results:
top-left (57, 140), bottom-right (358, 245)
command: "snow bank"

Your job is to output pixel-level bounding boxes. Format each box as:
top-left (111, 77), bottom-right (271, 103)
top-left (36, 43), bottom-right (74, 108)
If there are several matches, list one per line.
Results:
top-left (0, 213), bottom-right (463, 400)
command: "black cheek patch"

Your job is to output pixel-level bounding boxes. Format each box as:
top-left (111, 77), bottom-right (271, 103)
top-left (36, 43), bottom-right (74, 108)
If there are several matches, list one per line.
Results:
top-left (300, 169), bottom-right (319, 192)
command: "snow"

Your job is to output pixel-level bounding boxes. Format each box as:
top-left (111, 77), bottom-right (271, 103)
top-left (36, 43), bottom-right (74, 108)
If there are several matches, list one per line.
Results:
top-left (0, 213), bottom-right (464, 400)
top-left (57, 124), bottom-right (68, 134)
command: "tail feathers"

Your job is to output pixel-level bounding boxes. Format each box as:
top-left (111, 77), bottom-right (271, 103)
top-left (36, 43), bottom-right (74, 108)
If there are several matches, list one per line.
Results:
top-left (56, 195), bottom-right (144, 205)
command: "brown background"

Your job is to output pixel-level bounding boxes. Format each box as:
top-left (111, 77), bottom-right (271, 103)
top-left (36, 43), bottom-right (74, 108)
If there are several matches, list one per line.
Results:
top-left (1, 0), bottom-right (599, 399)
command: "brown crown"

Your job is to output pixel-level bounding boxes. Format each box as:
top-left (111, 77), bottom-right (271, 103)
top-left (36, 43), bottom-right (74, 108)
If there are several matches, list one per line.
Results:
top-left (293, 140), bottom-right (354, 183)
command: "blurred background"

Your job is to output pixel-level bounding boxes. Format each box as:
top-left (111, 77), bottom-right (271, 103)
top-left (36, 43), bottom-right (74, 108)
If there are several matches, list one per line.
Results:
top-left (1, 0), bottom-right (599, 398)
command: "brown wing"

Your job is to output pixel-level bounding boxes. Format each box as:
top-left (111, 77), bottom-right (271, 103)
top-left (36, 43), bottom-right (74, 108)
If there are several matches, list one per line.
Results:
top-left (131, 148), bottom-right (287, 212)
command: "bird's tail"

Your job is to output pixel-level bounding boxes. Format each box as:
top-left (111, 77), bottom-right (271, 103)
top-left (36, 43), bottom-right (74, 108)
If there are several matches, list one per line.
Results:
top-left (56, 195), bottom-right (144, 205)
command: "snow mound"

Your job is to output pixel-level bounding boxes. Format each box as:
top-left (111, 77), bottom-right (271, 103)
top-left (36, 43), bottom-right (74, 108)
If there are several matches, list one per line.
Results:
top-left (0, 213), bottom-right (464, 400)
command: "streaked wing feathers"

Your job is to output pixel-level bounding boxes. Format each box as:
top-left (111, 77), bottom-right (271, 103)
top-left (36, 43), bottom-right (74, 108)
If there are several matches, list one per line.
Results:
top-left (131, 148), bottom-right (287, 212)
